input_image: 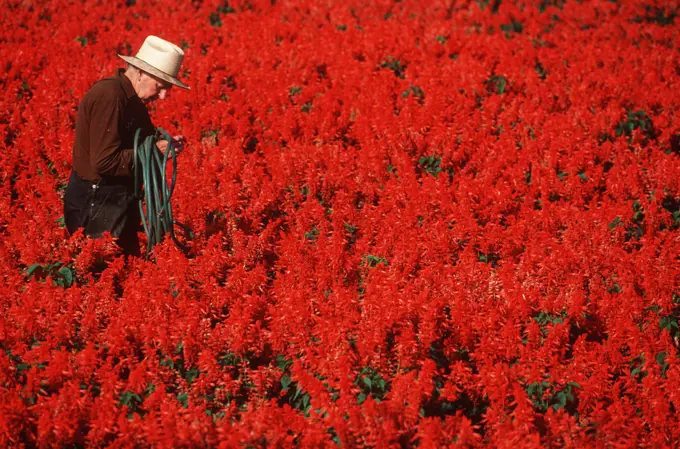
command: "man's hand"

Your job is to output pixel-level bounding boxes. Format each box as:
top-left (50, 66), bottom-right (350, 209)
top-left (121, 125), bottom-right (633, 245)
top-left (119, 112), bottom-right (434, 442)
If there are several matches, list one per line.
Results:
top-left (156, 135), bottom-right (185, 154)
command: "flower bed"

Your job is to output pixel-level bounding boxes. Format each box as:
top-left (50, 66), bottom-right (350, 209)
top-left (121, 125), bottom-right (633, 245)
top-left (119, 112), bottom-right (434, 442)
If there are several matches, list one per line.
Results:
top-left (1, 0), bottom-right (679, 447)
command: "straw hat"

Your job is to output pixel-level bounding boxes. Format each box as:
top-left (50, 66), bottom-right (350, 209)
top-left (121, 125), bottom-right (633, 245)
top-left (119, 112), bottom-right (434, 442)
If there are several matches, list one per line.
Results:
top-left (118, 36), bottom-right (189, 89)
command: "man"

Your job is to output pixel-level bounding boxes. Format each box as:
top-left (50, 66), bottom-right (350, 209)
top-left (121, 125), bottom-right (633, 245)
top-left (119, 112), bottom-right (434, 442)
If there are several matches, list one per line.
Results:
top-left (64, 35), bottom-right (189, 256)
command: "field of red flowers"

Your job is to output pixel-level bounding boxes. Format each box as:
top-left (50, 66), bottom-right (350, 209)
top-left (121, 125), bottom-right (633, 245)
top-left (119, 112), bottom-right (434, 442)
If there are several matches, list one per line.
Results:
top-left (1, 0), bottom-right (680, 447)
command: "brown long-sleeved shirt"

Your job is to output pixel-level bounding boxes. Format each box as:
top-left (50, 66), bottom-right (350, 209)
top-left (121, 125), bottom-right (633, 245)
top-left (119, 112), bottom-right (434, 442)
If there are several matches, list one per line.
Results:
top-left (72, 68), bottom-right (155, 182)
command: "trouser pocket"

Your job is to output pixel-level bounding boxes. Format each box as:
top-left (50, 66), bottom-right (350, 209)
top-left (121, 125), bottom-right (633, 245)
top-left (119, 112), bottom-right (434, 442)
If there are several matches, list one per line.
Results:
top-left (64, 171), bottom-right (140, 255)
top-left (86, 184), bottom-right (135, 239)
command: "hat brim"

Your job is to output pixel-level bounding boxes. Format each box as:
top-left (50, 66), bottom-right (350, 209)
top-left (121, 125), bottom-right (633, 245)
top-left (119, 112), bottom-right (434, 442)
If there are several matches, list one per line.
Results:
top-left (118, 55), bottom-right (190, 90)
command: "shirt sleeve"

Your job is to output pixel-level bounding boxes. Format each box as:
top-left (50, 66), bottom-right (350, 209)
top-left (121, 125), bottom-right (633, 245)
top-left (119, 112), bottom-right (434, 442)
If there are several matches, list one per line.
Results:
top-left (87, 82), bottom-right (134, 178)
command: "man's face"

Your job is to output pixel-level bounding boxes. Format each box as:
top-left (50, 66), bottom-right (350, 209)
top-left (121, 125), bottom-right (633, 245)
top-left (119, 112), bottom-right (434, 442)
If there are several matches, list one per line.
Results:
top-left (137, 71), bottom-right (173, 103)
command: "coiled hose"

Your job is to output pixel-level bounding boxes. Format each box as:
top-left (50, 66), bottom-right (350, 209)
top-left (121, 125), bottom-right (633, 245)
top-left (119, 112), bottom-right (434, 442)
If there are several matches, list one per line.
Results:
top-left (133, 127), bottom-right (192, 255)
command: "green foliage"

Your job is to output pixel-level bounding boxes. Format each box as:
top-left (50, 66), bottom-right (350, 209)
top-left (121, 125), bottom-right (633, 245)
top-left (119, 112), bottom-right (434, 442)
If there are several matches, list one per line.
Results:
top-left (119, 391), bottom-right (144, 418)
top-left (158, 345), bottom-right (201, 385)
top-left (218, 352), bottom-right (242, 367)
top-left (379, 56), bottom-right (406, 79)
top-left (625, 200), bottom-right (645, 240)
top-left (288, 86), bottom-right (302, 97)
top-left (327, 427), bottom-right (341, 446)
top-left (628, 350), bottom-right (671, 381)
top-left (533, 311), bottom-right (568, 327)
top-left (177, 392), bottom-right (189, 408)
top-left (656, 351), bottom-right (669, 377)
top-left (217, 2), bottom-right (236, 14)
top-left (276, 355), bottom-right (313, 414)
top-left (615, 110), bottom-right (655, 142)
top-left (632, 6), bottom-right (676, 26)
top-left (660, 313), bottom-right (680, 341)
top-left (210, 2), bottom-right (235, 27)
top-left (661, 195), bottom-right (680, 230)
top-left (476, 250), bottom-right (500, 267)
top-left (525, 380), bottom-right (580, 413)
top-left (630, 353), bottom-right (646, 380)
top-left (486, 75), bottom-right (508, 94)
top-left (25, 262), bottom-right (74, 288)
top-left (344, 222), bottom-right (358, 246)
top-left (185, 367), bottom-right (200, 384)
top-left (418, 155), bottom-right (443, 177)
top-left (16, 80), bottom-right (32, 100)
top-left (607, 282), bottom-right (622, 294)
top-left (5, 349), bottom-right (47, 383)
top-left (532, 311), bottom-right (568, 338)
top-left (501, 19), bottom-right (524, 37)
top-left (201, 128), bottom-right (219, 141)
top-left (538, 0), bottom-right (565, 13)
top-left (209, 12), bottom-right (222, 27)
top-left (305, 226), bottom-right (319, 242)
top-left (476, 0), bottom-right (501, 13)
top-left (535, 61), bottom-right (548, 80)
top-left (361, 254), bottom-right (389, 268)
top-left (75, 36), bottom-right (88, 46)
top-left (401, 85), bottom-right (425, 103)
top-left (355, 367), bottom-right (389, 404)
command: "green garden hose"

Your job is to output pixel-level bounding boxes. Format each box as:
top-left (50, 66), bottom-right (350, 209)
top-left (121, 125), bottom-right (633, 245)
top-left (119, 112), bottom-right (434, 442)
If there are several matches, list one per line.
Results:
top-left (133, 127), bottom-right (192, 255)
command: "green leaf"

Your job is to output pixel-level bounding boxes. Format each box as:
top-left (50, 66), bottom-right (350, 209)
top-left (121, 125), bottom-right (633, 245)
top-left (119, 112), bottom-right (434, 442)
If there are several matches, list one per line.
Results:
top-left (26, 264), bottom-right (42, 277)
top-left (305, 227), bottom-right (319, 242)
top-left (527, 383), bottom-right (537, 396)
top-left (363, 255), bottom-right (389, 268)
top-left (185, 368), bottom-right (200, 384)
top-left (177, 392), bottom-right (189, 408)
top-left (379, 56), bottom-right (406, 79)
top-left (500, 19), bottom-right (524, 36)
top-left (301, 101), bottom-right (313, 113)
top-left (281, 374), bottom-right (292, 391)
top-left (289, 86), bottom-right (302, 97)
top-left (656, 351), bottom-right (668, 368)
top-left (57, 266), bottom-right (73, 287)
top-left (119, 391), bottom-right (142, 407)
top-left (487, 75), bottom-right (508, 94)
top-left (553, 391), bottom-right (567, 410)
top-left (275, 355), bottom-right (292, 371)
top-left (418, 155), bottom-right (442, 177)
top-left (660, 316), bottom-right (673, 330)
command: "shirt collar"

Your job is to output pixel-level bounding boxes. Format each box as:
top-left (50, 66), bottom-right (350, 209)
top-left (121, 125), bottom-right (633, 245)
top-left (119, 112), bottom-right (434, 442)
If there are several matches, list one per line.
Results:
top-left (116, 68), bottom-right (137, 99)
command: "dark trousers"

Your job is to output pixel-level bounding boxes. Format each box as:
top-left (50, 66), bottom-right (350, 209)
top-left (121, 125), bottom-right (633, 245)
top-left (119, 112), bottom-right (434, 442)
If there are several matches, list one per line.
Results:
top-left (64, 171), bottom-right (141, 257)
